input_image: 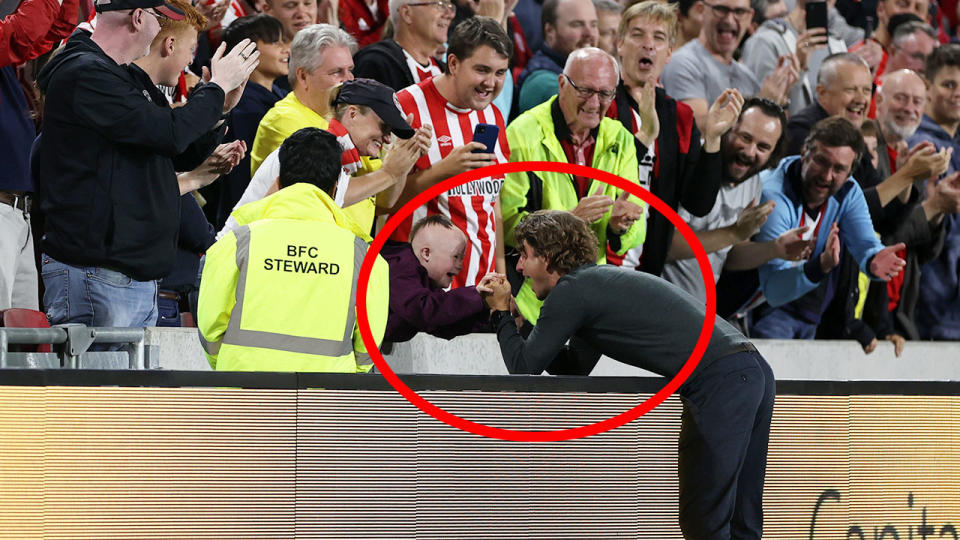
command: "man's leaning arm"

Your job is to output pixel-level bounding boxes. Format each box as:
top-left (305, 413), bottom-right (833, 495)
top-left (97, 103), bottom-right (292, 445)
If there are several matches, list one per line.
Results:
top-left (493, 281), bottom-right (589, 375)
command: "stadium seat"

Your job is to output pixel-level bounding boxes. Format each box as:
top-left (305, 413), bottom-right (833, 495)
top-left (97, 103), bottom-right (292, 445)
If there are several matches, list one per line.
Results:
top-left (1, 308), bottom-right (53, 353)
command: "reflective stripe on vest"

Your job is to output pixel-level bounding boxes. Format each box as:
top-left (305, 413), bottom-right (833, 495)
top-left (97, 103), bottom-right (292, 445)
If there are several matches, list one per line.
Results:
top-left (198, 332), bottom-right (221, 355)
top-left (355, 351), bottom-right (372, 367)
top-left (220, 225), bottom-right (369, 357)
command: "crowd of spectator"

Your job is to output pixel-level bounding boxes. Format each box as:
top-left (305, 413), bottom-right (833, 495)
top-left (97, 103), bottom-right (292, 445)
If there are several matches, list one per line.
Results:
top-left (3, 0), bottom-right (960, 371)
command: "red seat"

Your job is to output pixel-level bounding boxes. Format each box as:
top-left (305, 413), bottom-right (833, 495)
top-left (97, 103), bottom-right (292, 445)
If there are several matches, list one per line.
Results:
top-left (1, 308), bottom-right (53, 353)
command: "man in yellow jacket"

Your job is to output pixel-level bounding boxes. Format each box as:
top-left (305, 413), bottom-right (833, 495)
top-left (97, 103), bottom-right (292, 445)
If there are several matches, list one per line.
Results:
top-left (502, 47), bottom-right (646, 322)
top-left (198, 127), bottom-right (390, 372)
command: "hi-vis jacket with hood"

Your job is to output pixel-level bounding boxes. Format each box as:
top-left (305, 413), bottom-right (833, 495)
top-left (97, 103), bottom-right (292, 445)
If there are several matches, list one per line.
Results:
top-left (198, 183), bottom-right (389, 372)
top-left (501, 96), bottom-right (645, 322)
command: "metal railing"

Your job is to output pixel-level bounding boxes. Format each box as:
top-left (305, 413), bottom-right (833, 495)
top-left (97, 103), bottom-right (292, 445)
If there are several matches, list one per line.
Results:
top-left (0, 326), bottom-right (150, 369)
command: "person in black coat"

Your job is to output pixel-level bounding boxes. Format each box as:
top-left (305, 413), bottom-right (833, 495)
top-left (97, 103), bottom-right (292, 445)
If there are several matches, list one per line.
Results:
top-left (33, 4), bottom-right (256, 328)
top-left (353, 0), bottom-right (450, 91)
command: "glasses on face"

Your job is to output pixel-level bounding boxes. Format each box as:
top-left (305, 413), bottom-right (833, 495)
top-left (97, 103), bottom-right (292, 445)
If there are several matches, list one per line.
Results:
top-left (702, 1), bottom-right (753, 19)
top-left (143, 8), bottom-right (172, 21)
top-left (563, 74), bottom-right (616, 102)
top-left (407, 0), bottom-right (455, 12)
top-left (810, 153), bottom-right (852, 177)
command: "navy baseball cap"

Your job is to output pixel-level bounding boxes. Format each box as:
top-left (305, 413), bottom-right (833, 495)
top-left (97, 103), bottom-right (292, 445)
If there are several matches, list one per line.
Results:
top-left (95, 0), bottom-right (185, 19)
top-left (333, 78), bottom-right (415, 139)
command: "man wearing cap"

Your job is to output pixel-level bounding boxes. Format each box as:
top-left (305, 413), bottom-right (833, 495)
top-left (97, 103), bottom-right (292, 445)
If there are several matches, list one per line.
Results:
top-left (219, 77), bottom-right (430, 237)
top-left (323, 78), bottom-right (432, 232)
top-left (33, 0), bottom-right (258, 330)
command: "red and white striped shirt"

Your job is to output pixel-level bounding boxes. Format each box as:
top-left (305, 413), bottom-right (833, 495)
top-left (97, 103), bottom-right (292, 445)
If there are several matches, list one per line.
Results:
top-left (402, 49), bottom-right (443, 84)
top-left (391, 78), bottom-right (510, 289)
top-left (214, 0), bottom-right (250, 30)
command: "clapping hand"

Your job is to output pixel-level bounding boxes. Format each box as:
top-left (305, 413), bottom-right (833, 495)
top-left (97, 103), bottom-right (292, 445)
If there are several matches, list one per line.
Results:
top-left (608, 191), bottom-right (644, 235)
top-left (818, 222), bottom-right (841, 273)
top-left (703, 89), bottom-right (745, 143)
top-left (759, 55), bottom-right (800, 105)
top-left (775, 226), bottom-right (812, 261)
top-left (205, 38), bottom-right (260, 113)
top-left (731, 198), bottom-right (774, 242)
top-left (870, 242), bottom-right (906, 282)
top-left (572, 186), bottom-right (614, 223)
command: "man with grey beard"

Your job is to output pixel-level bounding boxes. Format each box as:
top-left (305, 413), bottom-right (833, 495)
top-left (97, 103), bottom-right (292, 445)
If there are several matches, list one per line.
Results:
top-left (860, 69), bottom-right (960, 345)
top-left (875, 69), bottom-right (930, 178)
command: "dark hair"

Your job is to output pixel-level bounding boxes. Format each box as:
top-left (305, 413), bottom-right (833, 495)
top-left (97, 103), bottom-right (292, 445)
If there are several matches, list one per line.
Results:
top-left (676, 0), bottom-right (698, 16)
top-left (410, 214), bottom-right (457, 241)
top-left (278, 128), bottom-right (343, 193)
top-left (886, 12), bottom-right (923, 40)
top-left (860, 118), bottom-right (879, 138)
top-left (446, 16), bottom-right (513, 73)
top-left (541, 0), bottom-right (560, 32)
top-left (925, 43), bottom-right (960, 82)
top-left (221, 14), bottom-right (285, 51)
top-left (750, 0), bottom-right (776, 26)
top-left (803, 116), bottom-right (866, 164)
top-left (513, 210), bottom-right (598, 275)
top-left (740, 96), bottom-right (789, 170)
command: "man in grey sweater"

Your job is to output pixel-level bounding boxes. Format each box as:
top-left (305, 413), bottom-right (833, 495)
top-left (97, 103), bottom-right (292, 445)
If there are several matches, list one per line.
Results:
top-left (485, 210), bottom-right (775, 540)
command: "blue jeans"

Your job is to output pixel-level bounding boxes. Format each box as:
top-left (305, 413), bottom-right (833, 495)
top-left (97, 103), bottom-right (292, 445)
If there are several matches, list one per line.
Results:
top-left (41, 254), bottom-right (158, 328)
top-left (750, 307), bottom-right (817, 339)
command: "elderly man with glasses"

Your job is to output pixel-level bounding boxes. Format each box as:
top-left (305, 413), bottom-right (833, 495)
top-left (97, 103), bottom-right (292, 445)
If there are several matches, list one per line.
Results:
top-left (660, 0), bottom-right (799, 128)
top-left (353, 0), bottom-right (454, 91)
top-left (501, 47), bottom-right (645, 323)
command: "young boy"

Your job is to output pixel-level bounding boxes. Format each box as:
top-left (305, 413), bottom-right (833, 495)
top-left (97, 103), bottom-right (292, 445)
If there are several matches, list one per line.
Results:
top-left (215, 14), bottom-right (291, 227)
top-left (383, 215), bottom-right (504, 342)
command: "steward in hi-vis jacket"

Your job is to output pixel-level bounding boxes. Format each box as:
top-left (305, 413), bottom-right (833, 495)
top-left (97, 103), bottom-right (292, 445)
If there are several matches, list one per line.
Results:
top-left (198, 182), bottom-right (389, 372)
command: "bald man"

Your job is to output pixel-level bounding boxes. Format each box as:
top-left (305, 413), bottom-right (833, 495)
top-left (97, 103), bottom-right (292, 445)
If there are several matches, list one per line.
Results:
top-left (503, 47), bottom-right (645, 322)
top-left (786, 55), bottom-right (947, 220)
top-left (875, 69), bottom-right (931, 177)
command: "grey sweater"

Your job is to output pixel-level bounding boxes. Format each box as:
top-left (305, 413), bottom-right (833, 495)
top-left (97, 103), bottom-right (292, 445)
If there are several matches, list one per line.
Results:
top-left (495, 264), bottom-right (751, 379)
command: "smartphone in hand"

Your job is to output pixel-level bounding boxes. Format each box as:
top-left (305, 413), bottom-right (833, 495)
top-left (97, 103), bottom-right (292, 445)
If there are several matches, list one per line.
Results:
top-left (806, 0), bottom-right (828, 31)
top-left (471, 123), bottom-right (499, 154)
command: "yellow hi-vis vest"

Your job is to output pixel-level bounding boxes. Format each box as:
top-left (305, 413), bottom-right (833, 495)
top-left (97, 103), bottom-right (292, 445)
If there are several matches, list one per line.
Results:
top-left (502, 96), bottom-right (645, 323)
top-left (197, 183), bottom-right (389, 372)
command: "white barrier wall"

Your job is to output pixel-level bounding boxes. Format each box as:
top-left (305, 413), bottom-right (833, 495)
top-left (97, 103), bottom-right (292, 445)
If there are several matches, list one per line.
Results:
top-left (148, 327), bottom-right (960, 381)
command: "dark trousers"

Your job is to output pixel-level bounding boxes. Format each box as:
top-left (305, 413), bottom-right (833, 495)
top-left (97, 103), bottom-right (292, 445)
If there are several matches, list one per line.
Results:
top-left (677, 350), bottom-right (776, 540)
